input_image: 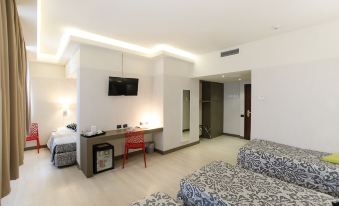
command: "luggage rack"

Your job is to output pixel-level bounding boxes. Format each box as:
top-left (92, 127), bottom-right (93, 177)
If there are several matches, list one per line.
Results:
top-left (200, 125), bottom-right (211, 139)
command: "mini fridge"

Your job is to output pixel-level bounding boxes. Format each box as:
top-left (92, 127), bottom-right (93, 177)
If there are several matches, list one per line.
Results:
top-left (93, 143), bottom-right (114, 174)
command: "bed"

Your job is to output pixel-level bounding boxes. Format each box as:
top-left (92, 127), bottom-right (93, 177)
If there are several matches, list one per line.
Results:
top-left (178, 161), bottom-right (338, 206)
top-left (47, 127), bottom-right (77, 167)
top-left (129, 192), bottom-right (182, 206)
top-left (237, 139), bottom-right (339, 197)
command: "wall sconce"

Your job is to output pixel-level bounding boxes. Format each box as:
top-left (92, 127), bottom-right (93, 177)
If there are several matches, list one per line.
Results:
top-left (58, 97), bottom-right (71, 117)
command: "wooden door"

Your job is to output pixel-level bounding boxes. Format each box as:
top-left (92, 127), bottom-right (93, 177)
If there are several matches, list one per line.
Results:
top-left (244, 84), bottom-right (251, 140)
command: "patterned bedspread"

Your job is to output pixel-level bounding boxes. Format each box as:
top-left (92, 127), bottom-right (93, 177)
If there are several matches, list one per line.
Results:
top-left (51, 143), bottom-right (76, 167)
top-left (178, 161), bottom-right (338, 206)
top-left (129, 192), bottom-right (182, 206)
top-left (237, 139), bottom-right (339, 197)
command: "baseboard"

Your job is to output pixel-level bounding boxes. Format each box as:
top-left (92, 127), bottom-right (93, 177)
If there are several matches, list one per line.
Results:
top-left (24, 144), bottom-right (47, 151)
top-left (155, 140), bottom-right (200, 155)
top-left (222, 133), bottom-right (244, 138)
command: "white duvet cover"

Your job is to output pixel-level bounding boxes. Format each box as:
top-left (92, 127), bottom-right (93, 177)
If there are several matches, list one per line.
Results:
top-left (47, 127), bottom-right (77, 150)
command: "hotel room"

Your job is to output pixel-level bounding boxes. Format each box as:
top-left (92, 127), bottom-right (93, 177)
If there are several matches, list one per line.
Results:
top-left (1, 0), bottom-right (339, 205)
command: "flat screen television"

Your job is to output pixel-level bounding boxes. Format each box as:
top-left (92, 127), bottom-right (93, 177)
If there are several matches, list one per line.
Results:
top-left (124, 78), bottom-right (139, 96)
top-left (108, 77), bottom-right (138, 96)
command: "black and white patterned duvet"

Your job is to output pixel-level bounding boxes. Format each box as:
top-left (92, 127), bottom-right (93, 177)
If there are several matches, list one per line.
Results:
top-left (178, 161), bottom-right (338, 206)
top-left (51, 143), bottom-right (76, 167)
top-left (237, 139), bottom-right (339, 197)
top-left (130, 192), bottom-right (182, 206)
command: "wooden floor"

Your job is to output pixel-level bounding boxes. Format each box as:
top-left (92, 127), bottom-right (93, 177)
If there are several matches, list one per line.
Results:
top-left (2, 136), bottom-right (248, 206)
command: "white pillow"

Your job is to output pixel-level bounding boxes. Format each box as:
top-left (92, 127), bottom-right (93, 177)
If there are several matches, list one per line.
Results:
top-left (56, 127), bottom-right (75, 135)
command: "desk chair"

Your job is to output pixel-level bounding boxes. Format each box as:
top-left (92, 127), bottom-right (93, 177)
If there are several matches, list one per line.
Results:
top-left (123, 131), bottom-right (146, 168)
top-left (26, 123), bottom-right (40, 153)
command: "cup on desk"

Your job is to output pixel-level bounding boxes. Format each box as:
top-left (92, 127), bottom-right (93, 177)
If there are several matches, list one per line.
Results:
top-left (91, 125), bottom-right (97, 133)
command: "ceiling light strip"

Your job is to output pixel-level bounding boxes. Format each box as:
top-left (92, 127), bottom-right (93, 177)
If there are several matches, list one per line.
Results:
top-left (36, 0), bottom-right (197, 63)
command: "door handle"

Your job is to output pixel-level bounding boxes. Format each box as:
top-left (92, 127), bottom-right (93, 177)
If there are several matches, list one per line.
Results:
top-left (246, 110), bottom-right (251, 118)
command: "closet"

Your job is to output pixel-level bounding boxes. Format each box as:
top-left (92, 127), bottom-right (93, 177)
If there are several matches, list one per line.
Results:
top-left (201, 81), bottom-right (224, 138)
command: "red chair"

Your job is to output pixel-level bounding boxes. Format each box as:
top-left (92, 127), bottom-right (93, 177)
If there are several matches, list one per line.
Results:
top-left (26, 123), bottom-right (40, 153)
top-left (122, 130), bottom-right (146, 168)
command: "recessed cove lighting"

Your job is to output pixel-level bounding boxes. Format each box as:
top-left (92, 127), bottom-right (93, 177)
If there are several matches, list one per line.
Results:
top-left (36, 0), bottom-right (197, 63)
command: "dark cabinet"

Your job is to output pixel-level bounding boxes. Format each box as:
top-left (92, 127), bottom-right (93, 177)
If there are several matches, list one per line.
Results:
top-left (201, 81), bottom-right (224, 138)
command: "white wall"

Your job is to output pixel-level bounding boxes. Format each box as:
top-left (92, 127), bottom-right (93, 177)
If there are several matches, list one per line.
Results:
top-left (195, 19), bottom-right (339, 77)
top-left (65, 49), bottom-right (80, 79)
top-left (77, 46), bottom-right (199, 163)
top-left (78, 45), bottom-right (157, 158)
top-left (151, 56), bottom-right (165, 150)
top-left (162, 57), bottom-right (199, 150)
top-left (29, 62), bottom-right (77, 146)
top-left (79, 45), bottom-right (155, 131)
top-left (252, 58), bottom-right (339, 153)
top-left (196, 19), bottom-right (339, 152)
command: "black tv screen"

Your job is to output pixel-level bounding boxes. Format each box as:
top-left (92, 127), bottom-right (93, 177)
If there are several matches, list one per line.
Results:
top-left (108, 77), bottom-right (126, 96)
top-left (108, 77), bottom-right (138, 96)
top-left (124, 78), bottom-right (139, 96)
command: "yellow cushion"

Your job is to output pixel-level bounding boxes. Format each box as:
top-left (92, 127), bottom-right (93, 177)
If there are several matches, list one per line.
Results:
top-left (322, 153), bottom-right (339, 164)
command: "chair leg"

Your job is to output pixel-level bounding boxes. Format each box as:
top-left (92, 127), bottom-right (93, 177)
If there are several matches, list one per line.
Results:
top-left (143, 146), bottom-right (147, 168)
top-left (126, 148), bottom-right (129, 160)
top-left (122, 146), bottom-right (127, 169)
top-left (37, 138), bottom-right (40, 154)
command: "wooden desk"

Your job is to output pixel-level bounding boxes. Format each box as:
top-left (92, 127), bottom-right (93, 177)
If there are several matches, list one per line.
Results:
top-left (80, 127), bottom-right (163, 177)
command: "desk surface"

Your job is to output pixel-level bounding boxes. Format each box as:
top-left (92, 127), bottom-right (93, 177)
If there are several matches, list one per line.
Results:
top-left (81, 127), bottom-right (163, 142)
top-left (80, 127), bottom-right (163, 177)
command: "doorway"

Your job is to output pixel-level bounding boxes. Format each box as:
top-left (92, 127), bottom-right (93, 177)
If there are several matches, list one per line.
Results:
top-left (198, 70), bottom-right (251, 140)
top-left (244, 84), bottom-right (251, 140)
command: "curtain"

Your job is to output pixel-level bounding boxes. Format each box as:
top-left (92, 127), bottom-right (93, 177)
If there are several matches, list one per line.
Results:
top-left (0, 0), bottom-right (28, 198)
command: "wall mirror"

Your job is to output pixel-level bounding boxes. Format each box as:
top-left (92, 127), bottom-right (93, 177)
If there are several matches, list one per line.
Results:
top-left (182, 90), bottom-right (191, 141)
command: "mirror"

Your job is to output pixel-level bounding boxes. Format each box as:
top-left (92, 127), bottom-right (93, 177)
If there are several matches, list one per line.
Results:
top-left (182, 90), bottom-right (190, 141)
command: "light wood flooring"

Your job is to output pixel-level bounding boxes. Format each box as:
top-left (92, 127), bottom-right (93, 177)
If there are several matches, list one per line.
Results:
top-left (2, 135), bottom-right (248, 206)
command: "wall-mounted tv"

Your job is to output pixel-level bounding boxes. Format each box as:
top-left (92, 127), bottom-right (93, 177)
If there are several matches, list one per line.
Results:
top-left (108, 77), bottom-right (139, 96)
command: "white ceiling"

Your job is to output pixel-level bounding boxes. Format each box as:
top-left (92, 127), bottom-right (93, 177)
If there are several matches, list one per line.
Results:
top-left (199, 70), bottom-right (251, 83)
top-left (18, 0), bottom-right (339, 57)
top-left (17, 0), bottom-right (37, 48)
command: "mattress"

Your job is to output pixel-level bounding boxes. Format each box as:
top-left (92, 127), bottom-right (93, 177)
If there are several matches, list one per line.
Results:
top-left (237, 139), bottom-right (339, 197)
top-left (178, 161), bottom-right (338, 206)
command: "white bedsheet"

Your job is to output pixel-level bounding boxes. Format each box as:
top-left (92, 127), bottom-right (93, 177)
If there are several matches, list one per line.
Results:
top-left (47, 127), bottom-right (77, 150)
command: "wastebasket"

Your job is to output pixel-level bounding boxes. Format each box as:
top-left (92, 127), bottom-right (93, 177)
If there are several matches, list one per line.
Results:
top-left (146, 142), bottom-right (155, 153)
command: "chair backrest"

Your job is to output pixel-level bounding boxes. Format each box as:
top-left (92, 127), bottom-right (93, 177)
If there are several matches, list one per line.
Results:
top-left (29, 123), bottom-right (39, 137)
top-left (125, 131), bottom-right (144, 144)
